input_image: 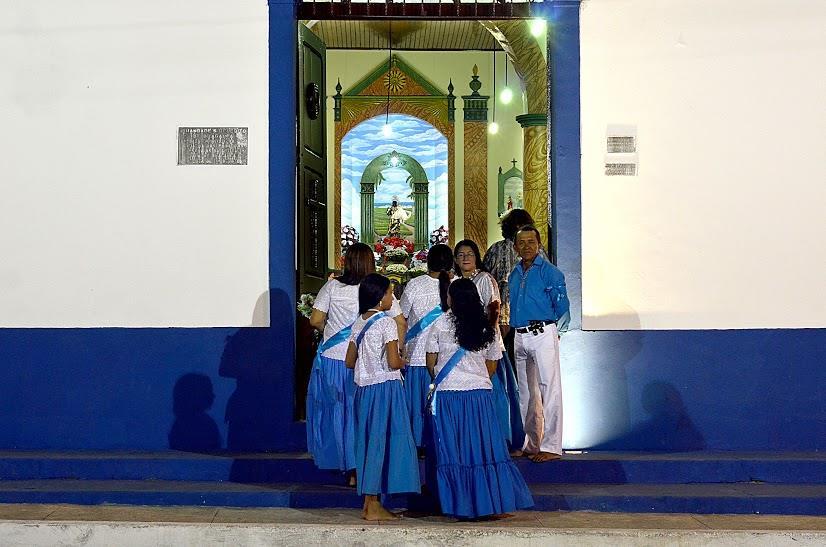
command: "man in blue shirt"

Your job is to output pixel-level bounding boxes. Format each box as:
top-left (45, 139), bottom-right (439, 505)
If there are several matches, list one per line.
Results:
top-left (508, 226), bottom-right (570, 462)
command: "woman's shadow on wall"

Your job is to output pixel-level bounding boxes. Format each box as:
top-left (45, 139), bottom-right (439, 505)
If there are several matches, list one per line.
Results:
top-left (596, 381), bottom-right (706, 452)
top-left (168, 373), bottom-right (222, 452)
top-left (220, 289), bottom-right (294, 453)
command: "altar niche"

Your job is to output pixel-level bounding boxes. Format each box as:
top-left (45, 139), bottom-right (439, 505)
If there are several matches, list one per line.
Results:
top-left (358, 151), bottom-right (431, 249)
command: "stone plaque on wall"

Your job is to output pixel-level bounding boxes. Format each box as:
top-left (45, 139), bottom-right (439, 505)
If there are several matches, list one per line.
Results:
top-left (177, 127), bottom-right (248, 165)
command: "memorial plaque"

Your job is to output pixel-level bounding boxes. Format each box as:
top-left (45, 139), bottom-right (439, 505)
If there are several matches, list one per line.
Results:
top-left (177, 127), bottom-right (248, 165)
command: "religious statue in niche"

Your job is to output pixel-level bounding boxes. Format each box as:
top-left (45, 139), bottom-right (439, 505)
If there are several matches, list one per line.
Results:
top-left (498, 159), bottom-right (524, 217)
top-left (386, 195), bottom-right (412, 238)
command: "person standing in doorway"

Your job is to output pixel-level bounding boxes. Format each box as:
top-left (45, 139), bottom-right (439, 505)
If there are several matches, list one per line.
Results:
top-left (508, 225), bottom-right (569, 463)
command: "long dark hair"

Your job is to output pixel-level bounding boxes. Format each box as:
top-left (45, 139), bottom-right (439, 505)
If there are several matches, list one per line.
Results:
top-left (338, 243), bottom-right (376, 285)
top-left (358, 273), bottom-right (391, 315)
top-left (500, 208), bottom-right (535, 240)
top-left (427, 244), bottom-right (454, 312)
top-left (453, 239), bottom-right (485, 273)
top-left (448, 278), bottom-right (495, 352)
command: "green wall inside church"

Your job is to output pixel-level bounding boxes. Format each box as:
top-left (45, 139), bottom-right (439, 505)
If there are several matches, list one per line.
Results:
top-left (325, 49), bottom-right (531, 265)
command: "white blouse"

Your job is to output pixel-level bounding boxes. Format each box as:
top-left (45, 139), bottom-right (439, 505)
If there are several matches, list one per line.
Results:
top-left (349, 314), bottom-right (402, 387)
top-left (313, 279), bottom-right (401, 360)
top-left (400, 275), bottom-right (445, 367)
top-left (425, 313), bottom-right (502, 392)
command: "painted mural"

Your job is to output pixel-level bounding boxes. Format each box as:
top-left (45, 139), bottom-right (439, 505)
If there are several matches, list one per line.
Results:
top-left (341, 114), bottom-right (448, 242)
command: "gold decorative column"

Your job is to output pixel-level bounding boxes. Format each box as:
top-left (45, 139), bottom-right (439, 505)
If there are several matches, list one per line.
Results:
top-left (516, 114), bottom-right (548, 246)
top-left (461, 65), bottom-right (489, 250)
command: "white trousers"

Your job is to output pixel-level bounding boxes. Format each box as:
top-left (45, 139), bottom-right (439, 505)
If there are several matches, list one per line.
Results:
top-left (515, 325), bottom-right (562, 455)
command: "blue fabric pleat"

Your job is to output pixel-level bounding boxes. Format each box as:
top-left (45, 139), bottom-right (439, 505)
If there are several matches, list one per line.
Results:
top-left (429, 389), bottom-right (534, 518)
top-left (354, 380), bottom-right (421, 496)
top-left (491, 352), bottom-right (526, 451)
top-left (402, 366), bottom-right (431, 448)
top-left (306, 355), bottom-right (356, 471)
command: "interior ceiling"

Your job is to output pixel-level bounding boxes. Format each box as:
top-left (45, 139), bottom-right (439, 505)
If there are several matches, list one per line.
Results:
top-left (306, 20), bottom-right (501, 51)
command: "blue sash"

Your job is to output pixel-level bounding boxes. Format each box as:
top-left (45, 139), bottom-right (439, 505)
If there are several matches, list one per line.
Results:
top-left (314, 324), bottom-right (353, 369)
top-left (426, 347), bottom-right (467, 415)
top-left (406, 305), bottom-right (443, 342)
top-left (355, 311), bottom-right (387, 348)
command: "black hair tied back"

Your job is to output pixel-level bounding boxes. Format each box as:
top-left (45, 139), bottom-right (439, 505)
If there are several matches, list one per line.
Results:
top-left (448, 278), bottom-right (495, 352)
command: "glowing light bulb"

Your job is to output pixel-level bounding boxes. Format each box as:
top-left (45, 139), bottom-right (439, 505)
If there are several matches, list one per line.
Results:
top-left (499, 87), bottom-right (513, 105)
top-left (390, 154), bottom-right (399, 167)
top-left (382, 123), bottom-right (393, 137)
top-left (530, 18), bottom-right (546, 37)
top-left (488, 122), bottom-right (500, 135)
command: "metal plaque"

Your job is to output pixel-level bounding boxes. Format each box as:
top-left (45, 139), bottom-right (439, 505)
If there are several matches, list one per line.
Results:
top-left (177, 127), bottom-right (248, 165)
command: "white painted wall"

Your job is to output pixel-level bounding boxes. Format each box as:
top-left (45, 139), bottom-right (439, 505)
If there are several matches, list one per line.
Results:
top-left (0, 1), bottom-right (270, 327)
top-left (580, 0), bottom-right (826, 329)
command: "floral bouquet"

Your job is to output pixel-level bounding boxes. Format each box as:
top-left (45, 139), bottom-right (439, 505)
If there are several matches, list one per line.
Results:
top-left (340, 225), bottom-right (359, 254)
top-left (408, 260), bottom-right (428, 278)
top-left (375, 236), bottom-right (414, 255)
top-left (430, 226), bottom-right (449, 246)
top-left (414, 248), bottom-right (429, 262)
top-left (384, 247), bottom-right (409, 262)
top-left (385, 263), bottom-right (409, 275)
top-left (296, 293), bottom-right (315, 318)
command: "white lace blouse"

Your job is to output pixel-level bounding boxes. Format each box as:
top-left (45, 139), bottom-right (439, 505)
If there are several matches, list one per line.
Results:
top-left (313, 279), bottom-right (401, 360)
top-left (468, 270), bottom-right (505, 351)
top-left (400, 275), bottom-right (445, 367)
top-left (349, 314), bottom-right (402, 387)
top-left (425, 313), bottom-right (502, 392)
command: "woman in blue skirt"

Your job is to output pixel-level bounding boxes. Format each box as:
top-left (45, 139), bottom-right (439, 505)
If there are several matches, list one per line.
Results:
top-left (425, 278), bottom-right (533, 519)
top-left (399, 244), bottom-right (454, 451)
top-left (346, 273), bottom-right (420, 520)
top-left (453, 239), bottom-right (526, 453)
top-left (307, 243), bottom-right (405, 480)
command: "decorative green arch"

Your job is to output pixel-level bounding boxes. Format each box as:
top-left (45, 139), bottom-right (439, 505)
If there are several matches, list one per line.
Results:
top-left (359, 151), bottom-right (429, 249)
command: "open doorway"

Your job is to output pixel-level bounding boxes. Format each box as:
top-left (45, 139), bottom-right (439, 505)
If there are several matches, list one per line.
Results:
top-left (295, 16), bottom-right (551, 418)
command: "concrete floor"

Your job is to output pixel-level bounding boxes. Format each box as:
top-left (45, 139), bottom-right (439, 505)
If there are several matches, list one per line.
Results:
top-left (1, 504), bottom-right (825, 546)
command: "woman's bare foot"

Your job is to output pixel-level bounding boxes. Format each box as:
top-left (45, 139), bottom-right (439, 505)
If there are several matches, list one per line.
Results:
top-left (509, 449), bottom-right (525, 458)
top-left (347, 471), bottom-right (357, 487)
top-left (530, 452), bottom-right (561, 463)
top-left (362, 496), bottom-right (400, 521)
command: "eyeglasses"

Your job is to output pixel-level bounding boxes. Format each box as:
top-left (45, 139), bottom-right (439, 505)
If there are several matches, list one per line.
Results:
top-left (456, 253), bottom-right (474, 259)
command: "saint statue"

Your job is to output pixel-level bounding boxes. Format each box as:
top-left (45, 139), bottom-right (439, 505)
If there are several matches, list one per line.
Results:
top-left (386, 196), bottom-right (411, 238)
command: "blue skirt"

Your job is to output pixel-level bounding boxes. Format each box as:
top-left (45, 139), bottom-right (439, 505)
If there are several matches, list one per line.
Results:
top-left (402, 365), bottom-right (431, 448)
top-left (491, 352), bottom-right (526, 451)
top-left (354, 380), bottom-right (421, 496)
top-left (305, 355), bottom-right (356, 471)
top-left (429, 389), bottom-right (534, 518)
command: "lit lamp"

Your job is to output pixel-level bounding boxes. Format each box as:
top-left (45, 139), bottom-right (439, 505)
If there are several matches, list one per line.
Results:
top-left (530, 18), bottom-right (546, 38)
top-left (499, 52), bottom-right (513, 105)
top-left (389, 151), bottom-right (400, 167)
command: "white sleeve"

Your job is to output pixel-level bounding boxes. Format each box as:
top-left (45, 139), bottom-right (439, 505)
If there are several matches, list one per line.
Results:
top-left (382, 317), bottom-right (399, 343)
top-left (425, 318), bottom-right (441, 353)
top-left (399, 286), bottom-right (413, 318)
top-left (485, 340), bottom-right (503, 361)
top-left (313, 280), bottom-right (333, 313)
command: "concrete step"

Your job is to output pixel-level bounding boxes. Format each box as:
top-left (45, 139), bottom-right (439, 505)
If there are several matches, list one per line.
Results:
top-left (0, 480), bottom-right (822, 515)
top-left (0, 451), bottom-right (823, 485)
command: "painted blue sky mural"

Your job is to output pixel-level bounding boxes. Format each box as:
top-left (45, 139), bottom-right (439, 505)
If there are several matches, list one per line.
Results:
top-left (341, 114), bottom-right (448, 240)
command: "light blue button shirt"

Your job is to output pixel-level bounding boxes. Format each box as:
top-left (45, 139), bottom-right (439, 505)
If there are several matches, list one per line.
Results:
top-left (508, 254), bottom-right (570, 332)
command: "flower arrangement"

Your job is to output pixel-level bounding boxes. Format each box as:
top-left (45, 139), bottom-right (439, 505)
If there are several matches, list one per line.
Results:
top-left (384, 247), bottom-right (409, 261)
top-left (430, 225), bottom-right (449, 246)
top-left (385, 263), bottom-right (409, 275)
top-left (296, 293), bottom-right (315, 318)
top-left (408, 261), bottom-right (428, 278)
top-left (414, 248), bottom-right (428, 262)
top-left (340, 225), bottom-right (359, 254)
top-left (374, 236), bottom-right (414, 255)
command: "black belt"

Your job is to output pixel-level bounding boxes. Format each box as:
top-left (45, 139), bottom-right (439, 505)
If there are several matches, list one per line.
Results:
top-left (515, 320), bottom-right (557, 334)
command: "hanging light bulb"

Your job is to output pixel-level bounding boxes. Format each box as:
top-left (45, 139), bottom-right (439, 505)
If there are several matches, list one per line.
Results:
top-left (382, 123), bottom-right (393, 137)
top-left (530, 18), bottom-right (546, 37)
top-left (389, 152), bottom-right (400, 167)
top-left (500, 52), bottom-right (513, 104)
top-left (500, 87), bottom-right (513, 105)
top-left (488, 122), bottom-right (500, 135)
